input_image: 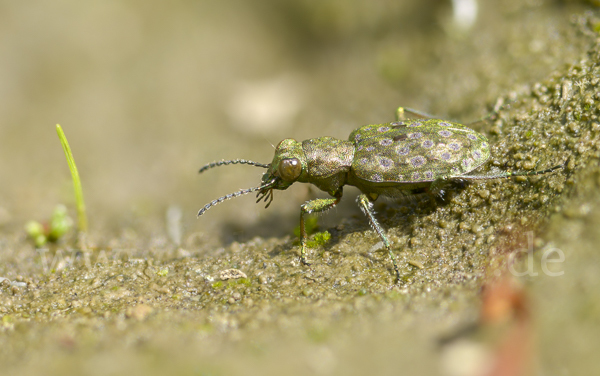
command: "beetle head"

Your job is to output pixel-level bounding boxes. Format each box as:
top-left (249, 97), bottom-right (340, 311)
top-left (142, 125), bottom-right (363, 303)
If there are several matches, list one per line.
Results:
top-left (197, 139), bottom-right (306, 217)
top-left (255, 138), bottom-right (306, 207)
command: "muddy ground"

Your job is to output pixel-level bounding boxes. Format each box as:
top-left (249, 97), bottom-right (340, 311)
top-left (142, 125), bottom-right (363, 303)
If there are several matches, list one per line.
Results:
top-left (0, 1), bottom-right (599, 375)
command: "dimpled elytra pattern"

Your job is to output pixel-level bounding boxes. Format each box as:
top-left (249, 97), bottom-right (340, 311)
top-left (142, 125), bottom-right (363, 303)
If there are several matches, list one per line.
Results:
top-left (350, 119), bottom-right (491, 183)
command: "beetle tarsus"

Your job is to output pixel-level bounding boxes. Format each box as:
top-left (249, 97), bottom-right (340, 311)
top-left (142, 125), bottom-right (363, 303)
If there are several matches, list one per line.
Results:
top-left (356, 194), bottom-right (401, 283)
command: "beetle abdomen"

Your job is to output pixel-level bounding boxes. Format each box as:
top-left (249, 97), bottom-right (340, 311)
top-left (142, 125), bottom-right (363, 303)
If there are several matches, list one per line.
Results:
top-left (350, 119), bottom-right (490, 183)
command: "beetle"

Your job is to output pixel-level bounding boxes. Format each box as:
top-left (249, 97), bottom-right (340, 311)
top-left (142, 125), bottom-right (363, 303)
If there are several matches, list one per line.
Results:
top-left (197, 107), bottom-right (563, 283)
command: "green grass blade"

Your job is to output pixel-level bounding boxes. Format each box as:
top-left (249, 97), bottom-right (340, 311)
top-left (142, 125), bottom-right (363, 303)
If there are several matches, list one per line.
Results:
top-left (56, 124), bottom-right (88, 233)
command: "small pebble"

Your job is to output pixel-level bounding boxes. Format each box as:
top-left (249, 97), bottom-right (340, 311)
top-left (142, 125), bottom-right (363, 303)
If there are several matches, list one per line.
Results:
top-left (568, 122), bottom-right (580, 134)
top-left (220, 269), bottom-right (247, 281)
top-left (471, 224), bottom-right (483, 234)
top-left (522, 161), bottom-right (535, 170)
top-left (0, 278), bottom-right (10, 289)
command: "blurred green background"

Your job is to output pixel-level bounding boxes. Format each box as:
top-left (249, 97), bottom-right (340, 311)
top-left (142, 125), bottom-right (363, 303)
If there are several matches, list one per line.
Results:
top-left (0, 0), bottom-right (579, 240)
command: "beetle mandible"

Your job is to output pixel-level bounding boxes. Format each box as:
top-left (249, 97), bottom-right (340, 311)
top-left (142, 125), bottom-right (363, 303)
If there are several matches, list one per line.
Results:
top-left (197, 107), bottom-right (563, 283)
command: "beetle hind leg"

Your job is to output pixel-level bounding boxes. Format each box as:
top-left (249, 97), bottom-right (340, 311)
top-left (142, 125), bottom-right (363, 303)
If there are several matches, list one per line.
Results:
top-left (356, 194), bottom-right (401, 284)
top-left (457, 162), bottom-right (564, 181)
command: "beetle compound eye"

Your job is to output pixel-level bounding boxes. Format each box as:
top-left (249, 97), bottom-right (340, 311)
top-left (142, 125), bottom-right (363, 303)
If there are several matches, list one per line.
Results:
top-left (278, 158), bottom-right (301, 181)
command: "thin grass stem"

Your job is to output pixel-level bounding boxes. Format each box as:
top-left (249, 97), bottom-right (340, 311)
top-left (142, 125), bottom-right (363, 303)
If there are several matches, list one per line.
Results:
top-left (56, 124), bottom-right (88, 233)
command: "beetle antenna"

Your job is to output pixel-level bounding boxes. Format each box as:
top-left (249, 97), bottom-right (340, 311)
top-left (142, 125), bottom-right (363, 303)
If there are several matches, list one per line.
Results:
top-left (197, 178), bottom-right (277, 217)
top-left (199, 159), bottom-right (270, 174)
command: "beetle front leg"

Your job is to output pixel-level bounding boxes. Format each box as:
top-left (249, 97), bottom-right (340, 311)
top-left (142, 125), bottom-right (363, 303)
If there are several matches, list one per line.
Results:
top-left (356, 194), bottom-right (401, 284)
top-left (299, 193), bottom-right (342, 265)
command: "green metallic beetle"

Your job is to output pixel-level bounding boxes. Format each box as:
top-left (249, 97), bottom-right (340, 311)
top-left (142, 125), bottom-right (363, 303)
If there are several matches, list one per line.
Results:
top-left (198, 107), bottom-right (562, 283)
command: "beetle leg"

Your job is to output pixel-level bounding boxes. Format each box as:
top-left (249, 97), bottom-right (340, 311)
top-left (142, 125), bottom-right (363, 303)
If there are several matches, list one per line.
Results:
top-left (356, 194), bottom-right (401, 284)
top-left (428, 176), bottom-right (453, 198)
top-left (299, 192), bottom-right (342, 266)
top-left (456, 162), bottom-right (564, 180)
top-left (396, 106), bottom-right (437, 121)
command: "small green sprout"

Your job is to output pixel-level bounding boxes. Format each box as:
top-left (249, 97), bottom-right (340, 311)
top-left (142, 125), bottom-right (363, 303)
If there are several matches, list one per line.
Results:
top-left (25, 221), bottom-right (45, 247)
top-left (211, 281), bottom-right (224, 289)
top-left (56, 124), bottom-right (88, 233)
top-left (25, 204), bottom-right (74, 247)
top-left (306, 231), bottom-right (331, 248)
top-left (157, 268), bottom-right (169, 277)
top-left (26, 125), bottom-right (88, 247)
top-left (236, 278), bottom-right (252, 287)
